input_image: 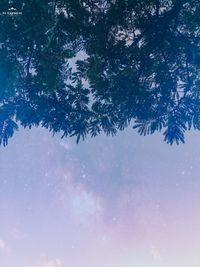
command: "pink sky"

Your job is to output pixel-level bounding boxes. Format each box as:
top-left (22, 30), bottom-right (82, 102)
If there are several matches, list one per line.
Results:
top-left (1, 128), bottom-right (200, 267)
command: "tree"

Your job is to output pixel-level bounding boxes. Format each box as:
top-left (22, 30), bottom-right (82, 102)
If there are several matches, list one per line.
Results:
top-left (1, 0), bottom-right (200, 145)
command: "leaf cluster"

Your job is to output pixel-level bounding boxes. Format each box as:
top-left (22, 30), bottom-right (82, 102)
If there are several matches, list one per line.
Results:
top-left (1, 0), bottom-right (200, 145)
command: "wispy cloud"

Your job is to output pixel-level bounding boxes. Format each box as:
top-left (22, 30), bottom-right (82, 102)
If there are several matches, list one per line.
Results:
top-left (10, 227), bottom-right (26, 240)
top-left (150, 246), bottom-right (161, 262)
top-left (26, 259), bottom-right (62, 267)
top-left (0, 239), bottom-right (5, 250)
top-left (0, 239), bottom-right (10, 255)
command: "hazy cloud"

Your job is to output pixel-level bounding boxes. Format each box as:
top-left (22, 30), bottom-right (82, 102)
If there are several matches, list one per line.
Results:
top-left (0, 239), bottom-right (10, 255)
top-left (26, 259), bottom-right (62, 267)
top-left (0, 239), bottom-right (5, 250)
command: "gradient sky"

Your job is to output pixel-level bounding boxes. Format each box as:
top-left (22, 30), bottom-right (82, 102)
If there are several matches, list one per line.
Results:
top-left (1, 127), bottom-right (200, 267)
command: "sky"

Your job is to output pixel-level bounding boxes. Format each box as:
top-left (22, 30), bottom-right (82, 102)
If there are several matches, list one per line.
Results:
top-left (1, 127), bottom-right (200, 267)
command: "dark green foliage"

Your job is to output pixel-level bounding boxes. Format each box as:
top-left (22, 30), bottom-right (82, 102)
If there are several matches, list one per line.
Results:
top-left (0, 119), bottom-right (18, 146)
top-left (1, 0), bottom-right (200, 145)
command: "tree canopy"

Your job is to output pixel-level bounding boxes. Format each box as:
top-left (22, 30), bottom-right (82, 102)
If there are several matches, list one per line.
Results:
top-left (1, 0), bottom-right (200, 146)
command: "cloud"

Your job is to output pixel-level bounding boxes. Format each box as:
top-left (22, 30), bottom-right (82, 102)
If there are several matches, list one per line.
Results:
top-left (11, 227), bottom-right (26, 240)
top-left (0, 239), bottom-right (10, 255)
top-left (150, 246), bottom-right (161, 262)
top-left (26, 259), bottom-right (62, 267)
top-left (0, 239), bottom-right (5, 250)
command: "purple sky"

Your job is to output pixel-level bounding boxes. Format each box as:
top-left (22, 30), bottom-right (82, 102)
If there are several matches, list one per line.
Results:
top-left (0, 127), bottom-right (200, 267)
